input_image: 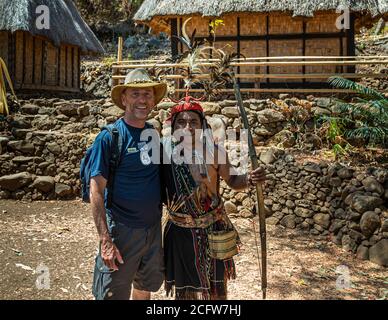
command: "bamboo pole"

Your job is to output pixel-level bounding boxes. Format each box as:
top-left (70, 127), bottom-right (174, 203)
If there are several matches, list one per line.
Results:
top-left (112, 60), bottom-right (388, 69)
top-left (112, 73), bottom-right (388, 80)
top-left (111, 54), bottom-right (387, 93)
top-left (113, 55), bottom-right (388, 64)
top-left (113, 36), bottom-right (124, 87)
top-left (118, 37), bottom-right (123, 63)
top-left (174, 88), bottom-right (360, 94)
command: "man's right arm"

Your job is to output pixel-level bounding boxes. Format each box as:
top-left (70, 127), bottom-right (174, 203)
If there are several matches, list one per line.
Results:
top-left (90, 175), bottom-right (123, 270)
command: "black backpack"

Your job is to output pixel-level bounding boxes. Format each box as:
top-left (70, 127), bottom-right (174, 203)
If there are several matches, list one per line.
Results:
top-left (80, 123), bottom-right (123, 208)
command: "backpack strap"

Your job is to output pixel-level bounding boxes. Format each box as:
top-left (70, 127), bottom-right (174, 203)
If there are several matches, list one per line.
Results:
top-left (102, 123), bottom-right (123, 209)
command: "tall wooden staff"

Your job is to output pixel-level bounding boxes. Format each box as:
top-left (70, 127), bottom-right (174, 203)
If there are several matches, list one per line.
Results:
top-left (170, 18), bottom-right (268, 298)
top-left (232, 73), bottom-right (267, 299)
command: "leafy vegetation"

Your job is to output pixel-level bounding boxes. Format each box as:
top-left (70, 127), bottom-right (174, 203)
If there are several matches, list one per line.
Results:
top-left (315, 77), bottom-right (387, 159)
top-left (101, 56), bottom-right (117, 67)
top-left (326, 77), bottom-right (388, 147)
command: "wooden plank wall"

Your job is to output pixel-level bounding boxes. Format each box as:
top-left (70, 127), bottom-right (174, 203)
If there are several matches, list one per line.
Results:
top-left (24, 32), bottom-right (34, 85)
top-left (59, 46), bottom-right (67, 88)
top-left (0, 31), bottom-right (9, 66)
top-left (5, 31), bottom-right (80, 91)
top-left (34, 37), bottom-right (43, 85)
top-left (14, 31), bottom-right (24, 88)
top-left (73, 47), bottom-right (80, 90)
top-left (66, 46), bottom-right (73, 88)
top-left (45, 41), bottom-right (58, 86)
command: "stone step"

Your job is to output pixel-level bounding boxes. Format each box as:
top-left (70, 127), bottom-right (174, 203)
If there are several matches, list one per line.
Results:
top-left (11, 128), bottom-right (32, 140)
top-left (10, 127), bottom-right (87, 141)
top-left (12, 156), bottom-right (40, 164)
top-left (0, 136), bottom-right (10, 155)
top-left (7, 140), bottom-right (35, 154)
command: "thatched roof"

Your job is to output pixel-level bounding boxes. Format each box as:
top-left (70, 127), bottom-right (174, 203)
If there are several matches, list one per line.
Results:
top-left (135, 0), bottom-right (388, 21)
top-left (0, 0), bottom-right (104, 54)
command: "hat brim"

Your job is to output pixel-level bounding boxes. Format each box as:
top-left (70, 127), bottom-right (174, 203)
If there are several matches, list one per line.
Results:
top-left (111, 82), bottom-right (167, 110)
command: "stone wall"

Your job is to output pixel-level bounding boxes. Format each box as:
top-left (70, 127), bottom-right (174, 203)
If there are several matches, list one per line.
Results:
top-left (0, 96), bottom-right (297, 201)
top-left (221, 148), bottom-right (388, 267)
top-left (0, 97), bottom-right (387, 266)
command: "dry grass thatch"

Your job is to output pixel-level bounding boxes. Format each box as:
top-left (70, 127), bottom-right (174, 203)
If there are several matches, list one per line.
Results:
top-left (134, 0), bottom-right (388, 21)
top-left (0, 0), bottom-right (104, 54)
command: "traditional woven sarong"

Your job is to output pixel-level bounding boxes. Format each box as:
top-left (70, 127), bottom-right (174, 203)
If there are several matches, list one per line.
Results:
top-left (161, 152), bottom-right (239, 300)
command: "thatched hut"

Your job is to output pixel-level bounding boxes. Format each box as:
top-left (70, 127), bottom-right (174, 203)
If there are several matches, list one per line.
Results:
top-left (134, 0), bottom-right (387, 88)
top-left (0, 0), bottom-right (104, 92)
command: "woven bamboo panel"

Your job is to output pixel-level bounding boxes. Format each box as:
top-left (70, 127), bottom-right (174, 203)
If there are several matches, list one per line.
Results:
top-left (305, 38), bottom-right (339, 81)
top-left (306, 38), bottom-right (340, 57)
top-left (184, 15), bottom-right (209, 37)
top-left (269, 14), bottom-right (303, 34)
top-left (33, 37), bottom-right (43, 85)
top-left (212, 41), bottom-right (238, 55)
top-left (24, 32), bottom-right (34, 85)
top-left (212, 14), bottom-right (237, 36)
top-left (66, 46), bottom-right (73, 88)
top-left (168, 11), bottom-right (359, 86)
top-left (239, 13), bottom-right (267, 35)
top-left (306, 12), bottom-right (340, 33)
top-left (73, 47), bottom-right (79, 89)
top-left (59, 46), bottom-right (66, 87)
top-left (15, 31), bottom-right (24, 86)
top-left (44, 42), bottom-right (58, 86)
top-left (0, 32), bottom-right (8, 65)
top-left (269, 40), bottom-right (303, 83)
top-left (240, 40), bottom-right (267, 82)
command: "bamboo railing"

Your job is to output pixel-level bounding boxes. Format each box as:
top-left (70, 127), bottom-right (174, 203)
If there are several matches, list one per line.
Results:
top-left (112, 37), bottom-right (388, 95)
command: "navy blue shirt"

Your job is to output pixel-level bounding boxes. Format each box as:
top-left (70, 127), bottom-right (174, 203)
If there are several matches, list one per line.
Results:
top-left (90, 118), bottom-right (161, 228)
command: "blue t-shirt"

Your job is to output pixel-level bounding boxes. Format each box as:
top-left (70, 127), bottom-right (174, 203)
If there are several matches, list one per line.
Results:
top-left (89, 118), bottom-right (161, 228)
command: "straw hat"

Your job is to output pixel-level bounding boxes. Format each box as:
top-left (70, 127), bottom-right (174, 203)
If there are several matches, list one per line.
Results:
top-left (111, 68), bottom-right (167, 110)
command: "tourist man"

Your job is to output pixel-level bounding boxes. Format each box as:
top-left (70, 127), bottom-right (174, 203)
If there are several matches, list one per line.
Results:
top-left (89, 68), bottom-right (167, 300)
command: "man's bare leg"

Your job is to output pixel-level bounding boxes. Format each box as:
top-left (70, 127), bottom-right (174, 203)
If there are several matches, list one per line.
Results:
top-left (132, 288), bottom-right (151, 300)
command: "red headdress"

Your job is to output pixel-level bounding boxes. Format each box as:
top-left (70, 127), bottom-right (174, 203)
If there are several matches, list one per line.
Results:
top-left (166, 92), bottom-right (205, 125)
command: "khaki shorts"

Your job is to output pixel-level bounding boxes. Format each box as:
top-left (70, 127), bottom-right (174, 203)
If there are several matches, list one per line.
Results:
top-left (92, 219), bottom-right (164, 300)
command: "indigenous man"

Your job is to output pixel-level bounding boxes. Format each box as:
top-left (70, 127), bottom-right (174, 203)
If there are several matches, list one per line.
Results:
top-left (161, 95), bottom-right (266, 300)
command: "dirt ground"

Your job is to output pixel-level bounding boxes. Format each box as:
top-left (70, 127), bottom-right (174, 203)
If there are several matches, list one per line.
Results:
top-left (0, 199), bottom-right (387, 300)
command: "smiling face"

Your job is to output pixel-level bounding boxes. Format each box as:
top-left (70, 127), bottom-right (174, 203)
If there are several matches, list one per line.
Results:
top-left (173, 111), bottom-right (203, 146)
top-left (121, 87), bottom-right (155, 124)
